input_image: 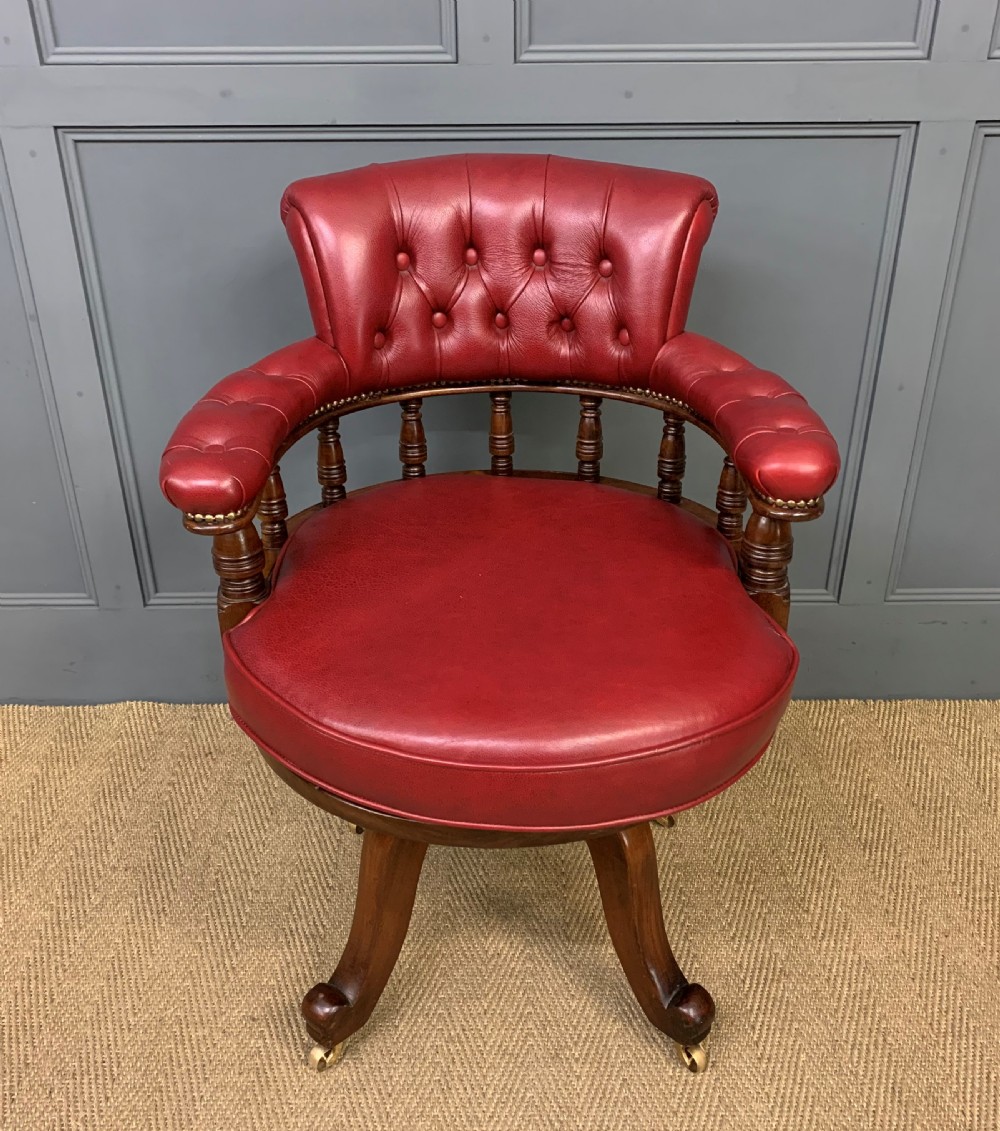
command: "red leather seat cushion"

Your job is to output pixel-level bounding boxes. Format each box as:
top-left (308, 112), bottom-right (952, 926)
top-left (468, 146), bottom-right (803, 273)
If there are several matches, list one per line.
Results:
top-left (225, 475), bottom-right (797, 832)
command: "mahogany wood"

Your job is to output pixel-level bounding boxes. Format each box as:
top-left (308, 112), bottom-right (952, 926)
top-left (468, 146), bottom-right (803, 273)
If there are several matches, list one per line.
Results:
top-left (301, 829), bottom-right (427, 1049)
top-left (262, 748), bottom-right (643, 848)
top-left (258, 466), bottom-right (289, 574)
top-left (267, 383), bottom-right (825, 521)
top-left (317, 418), bottom-right (347, 505)
top-left (489, 390), bottom-right (515, 476)
top-left (657, 412), bottom-right (686, 503)
top-left (716, 456), bottom-right (748, 549)
top-left (211, 524), bottom-right (268, 633)
top-left (588, 824), bottom-right (715, 1047)
top-left (739, 512), bottom-right (793, 629)
top-left (399, 399), bottom-right (427, 478)
top-left (183, 380), bottom-right (828, 1065)
top-left (575, 396), bottom-right (603, 482)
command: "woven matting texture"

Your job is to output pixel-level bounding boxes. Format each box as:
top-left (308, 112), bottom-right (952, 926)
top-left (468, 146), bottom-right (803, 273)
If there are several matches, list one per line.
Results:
top-left (2, 701), bottom-right (998, 1130)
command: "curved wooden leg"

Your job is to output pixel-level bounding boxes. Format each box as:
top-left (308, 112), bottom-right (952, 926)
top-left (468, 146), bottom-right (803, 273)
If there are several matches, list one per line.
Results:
top-left (588, 823), bottom-right (715, 1057)
top-left (302, 829), bottom-right (427, 1060)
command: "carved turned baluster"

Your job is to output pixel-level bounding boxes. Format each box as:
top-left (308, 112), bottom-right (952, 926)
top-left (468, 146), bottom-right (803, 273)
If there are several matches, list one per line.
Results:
top-left (489, 390), bottom-right (514, 476)
top-left (739, 513), bottom-right (793, 629)
top-left (399, 399), bottom-right (427, 479)
top-left (211, 524), bottom-right (268, 634)
top-left (576, 396), bottom-right (603, 482)
top-left (318, 418), bottom-right (347, 505)
top-left (657, 412), bottom-right (686, 503)
top-left (259, 466), bottom-right (289, 571)
top-left (716, 457), bottom-right (748, 550)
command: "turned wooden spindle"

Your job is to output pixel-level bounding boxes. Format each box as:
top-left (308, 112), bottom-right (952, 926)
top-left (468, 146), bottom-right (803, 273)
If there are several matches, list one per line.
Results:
top-left (576, 396), bottom-right (603, 482)
top-left (739, 512), bottom-right (793, 629)
top-left (211, 524), bottom-right (268, 634)
top-left (657, 412), bottom-right (686, 503)
top-left (489, 390), bottom-right (515, 476)
top-left (715, 457), bottom-right (748, 549)
top-left (258, 466), bottom-right (289, 571)
top-left (399, 399), bottom-right (427, 479)
top-left (317, 418), bottom-right (347, 505)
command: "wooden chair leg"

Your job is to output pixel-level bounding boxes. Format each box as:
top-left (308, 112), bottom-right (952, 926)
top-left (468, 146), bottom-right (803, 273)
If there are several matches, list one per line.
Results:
top-left (301, 829), bottom-right (427, 1067)
top-left (588, 823), bottom-right (715, 1070)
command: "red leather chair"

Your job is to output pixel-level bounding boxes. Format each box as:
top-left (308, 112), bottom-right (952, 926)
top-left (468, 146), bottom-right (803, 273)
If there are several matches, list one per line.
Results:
top-left (160, 154), bottom-right (839, 1073)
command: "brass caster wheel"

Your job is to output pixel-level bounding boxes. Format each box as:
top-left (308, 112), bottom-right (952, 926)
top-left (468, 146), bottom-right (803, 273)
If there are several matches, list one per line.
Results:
top-left (308, 1042), bottom-right (345, 1072)
top-left (653, 815), bottom-right (676, 829)
top-left (675, 1041), bottom-right (709, 1074)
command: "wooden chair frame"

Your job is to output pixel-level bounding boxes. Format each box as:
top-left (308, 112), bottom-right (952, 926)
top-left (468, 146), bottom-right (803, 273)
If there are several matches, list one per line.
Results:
top-left (178, 382), bottom-right (825, 1073)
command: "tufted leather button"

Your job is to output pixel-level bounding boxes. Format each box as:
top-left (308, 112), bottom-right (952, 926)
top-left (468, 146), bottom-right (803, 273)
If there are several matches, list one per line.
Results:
top-left (494, 312), bottom-right (509, 329)
top-left (560, 316), bottom-right (574, 332)
top-left (374, 331), bottom-right (386, 349)
top-left (395, 251), bottom-right (410, 270)
top-left (618, 327), bottom-right (630, 346)
top-left (532, 248), bottom-right (547, 267)
top-left (431, 311), bottom-right (448, 329)
top-left (465, 246), bottom-right (479, 265)
top-left (599, 258), bottom-right (613, 277)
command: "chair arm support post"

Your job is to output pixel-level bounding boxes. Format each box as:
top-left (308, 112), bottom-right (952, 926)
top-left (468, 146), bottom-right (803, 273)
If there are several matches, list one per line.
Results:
top-left (738, 512), bottom-right (793, 630)
top-left (210, 523), bottom-right (268, 635)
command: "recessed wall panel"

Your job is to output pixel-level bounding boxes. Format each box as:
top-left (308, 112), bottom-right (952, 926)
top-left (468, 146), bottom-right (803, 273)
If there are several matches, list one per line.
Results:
top-left (896, 132), bottom-right (1000, 595)
top-left (68, 130), bottom-right (901, 600)
top-left (519, 0), bottom-right (933, 60)
top-left (36, 0), bottom-right (455, 62)
top-left (0, 188), bottom-right (88, 602)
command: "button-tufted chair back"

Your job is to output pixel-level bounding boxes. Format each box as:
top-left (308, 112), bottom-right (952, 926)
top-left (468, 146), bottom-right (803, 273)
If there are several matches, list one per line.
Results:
top-left (157, 151), bottom-right (844, 1078)
top-left (280, 153), bottom-right (718, 396)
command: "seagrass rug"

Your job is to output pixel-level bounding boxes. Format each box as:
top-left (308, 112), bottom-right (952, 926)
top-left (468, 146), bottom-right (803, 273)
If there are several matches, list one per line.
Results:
top-left (2, 700), bottom-right (998, 1130)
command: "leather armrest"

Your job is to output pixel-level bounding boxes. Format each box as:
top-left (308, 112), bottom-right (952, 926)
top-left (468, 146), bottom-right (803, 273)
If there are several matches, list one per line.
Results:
top-left (651, 333), bottom-right (840, 504)
top-left (159, 337), bottom-right (349, 516)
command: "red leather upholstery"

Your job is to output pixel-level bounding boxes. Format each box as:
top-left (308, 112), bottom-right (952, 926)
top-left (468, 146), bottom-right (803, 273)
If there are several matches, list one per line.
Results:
top-left (224, 475), bottom-right (797, 832)
top-left (652, 333), bottom-right (840, 503)
top-left (160, 337), bottom-right (348, 515)
top-left (159, 153), bottom-right (839, 516)
top-left (280, 153), bottom-right (717, 390)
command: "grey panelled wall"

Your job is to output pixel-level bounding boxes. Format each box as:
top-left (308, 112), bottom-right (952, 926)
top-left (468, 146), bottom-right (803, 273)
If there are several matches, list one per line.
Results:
top-left (67, 129), bottom-right (905, 602)
top-left (518, 0), bottom-right (937, 59)
top-left (0, 154), bottom-right (90, 604)
top-left (0, 0), bottom-right (997, 701)
top-left (893, 128), bottom-right (1000, 598)
top-left (33, 0), bottom-right (457, 63)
